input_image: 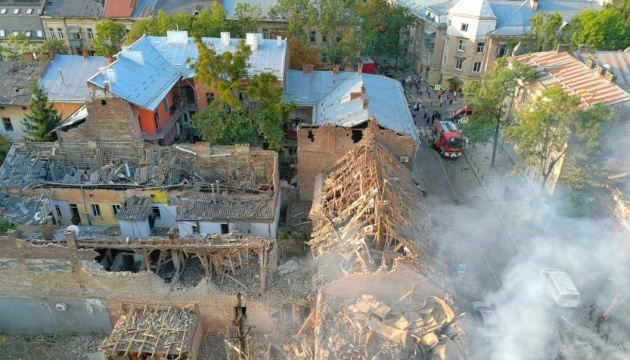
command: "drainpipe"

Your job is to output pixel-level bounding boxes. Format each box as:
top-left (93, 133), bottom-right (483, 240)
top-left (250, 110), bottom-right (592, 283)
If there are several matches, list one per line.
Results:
top-left (80, 184), bottom-right (92, 226)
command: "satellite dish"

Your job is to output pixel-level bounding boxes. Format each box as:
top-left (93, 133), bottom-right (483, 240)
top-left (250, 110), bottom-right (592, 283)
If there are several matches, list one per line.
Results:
top-left (66, 225), bottom-right (79, 236)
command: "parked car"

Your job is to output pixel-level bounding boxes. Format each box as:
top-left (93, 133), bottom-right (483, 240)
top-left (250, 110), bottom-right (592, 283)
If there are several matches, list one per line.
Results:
top-left (450, 105), bottom-right (473, 120)
top-left (539, 268), bottom-right (580, 307)
top-left (472, 301), bottom-right (501, 339)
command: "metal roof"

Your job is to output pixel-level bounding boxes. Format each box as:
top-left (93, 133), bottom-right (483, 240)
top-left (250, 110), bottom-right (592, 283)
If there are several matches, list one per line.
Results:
top-left (104, 0), bottom-right (135, 18)
top-left (491, 0), bottom-right (601, 37)
top-left (393, 0), bottom-right (451, 18)
top-left (572, 51), bottom-right (630, 94)
top-left (449, 0), bottom-right (496, 19)
top-left (223, 0), bottom-right (278, 20)
top-left (0, 7), bottom-right (44, 39)
top-left (0, 61), bottom-right (46, 106)
top-left (41, 0), bottom-right (105, 18)
top-left (39, 54), bottom-right (106, 103)
top-left (514, 51), bottom-right (630, 109)
top-left (0, 191), bottom-right (47, 225)
top-left (177, 190), bottom-right (275, 222)
top-left (88, 37), bottom-right (181, 111)
top-left (285, 70), bottom-right (419, 141)
top-left (131, 0), bottom-right (213, 19)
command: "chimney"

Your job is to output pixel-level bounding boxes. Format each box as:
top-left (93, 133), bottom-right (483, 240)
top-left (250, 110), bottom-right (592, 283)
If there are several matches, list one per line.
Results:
top-left (357, 63), bottom-right (363, 75)
top-left (103, 80), bottom-right (110, 93)
top-left (22, 52), bottom-right (35, 61)
top-left (605, 71), bottom-right (617, 83)
top-left (363, 98), bottom-right (369, 110)
top-left (530, 0), bottom-right (538, 10)
top-left (585, 58), bottom-right (596, 69)
top-left (221, 32), bottom-right (230, 46)
top-left (556, 44), bottom-right (569, 53)
top-left (332, 64), bottom-right (339, 75)
top-left (82, 48), bottom-right (89, 59)
top-left (104, 55), bottom-right (114, 64)
top-left (350, 91), bottom-right (362, 101)
top-left (303, 64), bottom-right (314, 74)
top-left (49, 47), bottom-right (57, 60)
top-left (41, 52), bottom-right (50, 61)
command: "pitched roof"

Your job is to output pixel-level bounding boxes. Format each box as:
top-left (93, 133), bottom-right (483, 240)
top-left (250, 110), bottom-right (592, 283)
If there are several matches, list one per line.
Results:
top-left (88, 32), bottom-right (287, 111)
top-left (449, 0), bottom-right (496, 19)
top-left (131, 0), bottom-right (213, 19)
top-left (491, 0), bottom-right (601, 37)
top-left (223, 0), bottom-right (278, 20)
top-left (0, 191), bottom-right (49, 225)
top-left (104, 0), bottom-right (135, 18)
top-left (0, 61), bottom-right (46, 106)
top-left (285, 70), bottom-right (418, 141)
top-left (115, 196), bottom-right (153, 222)
top-left (514, 51), bottom-right (630, 109)
top-left (572, 51), bottom-right (630, 93)
top-left (41, 0), bottom-right (105, 18)
top-left (393, 0), bottom-right (452, 18)
top-left (0, 2), bottom-right (45, 40)
top-left (39, 54), bottom-right (106, 103)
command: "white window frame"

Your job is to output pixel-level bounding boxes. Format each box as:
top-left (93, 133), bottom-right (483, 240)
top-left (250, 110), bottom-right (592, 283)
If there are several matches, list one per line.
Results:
top-left (477, 42), bottom-right (485, 53)
top-left (25, 31), bottom-right (31, 37)
top-left (26, 8), bottom-right (33, 15)
top-left (57, 28), bottom-right (64, 39)
top-left (455, 58), bottom-right (464, 71)
top-left (2, 117), bottom-right (13, 131)
top-left (87, 28), bottom-right (94, 39)
top-left (48, 28), bottom-right (55, 38)
top-left (91, 204), bottom-right (101, 217)
top-left (13, 9), bottom-right (19, 15)
top-left (458, 39), bottom-right (466, 52)
top-left (36, 30), bottom-right (43, 38)
top-left (0, 30), bottom-right (5, 37)
top-left (0, 9), bottom-right (6, 15)
top-left (473, 61), bottom-right (482, 73)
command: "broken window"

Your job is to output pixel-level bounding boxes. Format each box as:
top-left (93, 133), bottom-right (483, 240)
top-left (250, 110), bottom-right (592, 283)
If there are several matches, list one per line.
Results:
top-left (152, 206), bottom-right (161, 219)
top-left (221, 223), bottom-right (229, 234)
top-left (112, 204), bottom-right (120, 216)
top-left (2, 117), bottom-right (13, 131)
top-left (55, 205), bottom-right (62, 218)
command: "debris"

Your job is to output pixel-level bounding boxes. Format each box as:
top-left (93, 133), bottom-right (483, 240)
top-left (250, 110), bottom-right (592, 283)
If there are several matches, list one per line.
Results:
top-left (278, 259), bottom-right (300, 275)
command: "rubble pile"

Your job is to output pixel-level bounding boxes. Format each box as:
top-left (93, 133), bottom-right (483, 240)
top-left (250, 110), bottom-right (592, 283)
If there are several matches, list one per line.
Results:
top-left (315, 293), bottom-right (464, 360)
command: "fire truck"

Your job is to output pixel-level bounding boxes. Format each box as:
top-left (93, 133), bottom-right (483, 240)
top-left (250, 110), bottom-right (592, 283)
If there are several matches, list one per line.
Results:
top-left (430, 120), bottom-right (464, 158)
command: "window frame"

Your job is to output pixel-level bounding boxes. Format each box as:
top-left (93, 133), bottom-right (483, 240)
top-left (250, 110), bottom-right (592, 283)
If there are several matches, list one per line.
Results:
top-left (87, 28), bottom-right (94, 39)
top-left (309, 30), bottom-right (316, 43)
top-left (48, 28), bottom-right (55, 38)
top-left (91, 204), bottom-right (101, 217)
top-left (152, 206), bottom-right (161, 219)
top-left (460, 23), bottom-right (468, 31)
top-left (57, 27), bottom-right (64, 39)
top-left (455, 58), bottom-right (464, 71)
top-left (473, 61), bottom-right (482, 73)
top-left (457, 39), bottom-right (466, 52)
top-left (2, 117), bottom-right (13, 131)
top-left (476, 42), bottom-right (485, 53)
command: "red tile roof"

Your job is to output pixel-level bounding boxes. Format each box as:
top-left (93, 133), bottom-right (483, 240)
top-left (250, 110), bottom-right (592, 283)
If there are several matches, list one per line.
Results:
top-left (514, 51), bottom-right (630, 109)
top-left (104, 0), bottom-right (135, 18)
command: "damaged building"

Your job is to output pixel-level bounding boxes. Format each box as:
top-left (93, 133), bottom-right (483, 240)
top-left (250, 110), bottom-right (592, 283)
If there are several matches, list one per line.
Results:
top-left (0, 141), bottom-right (280, 239)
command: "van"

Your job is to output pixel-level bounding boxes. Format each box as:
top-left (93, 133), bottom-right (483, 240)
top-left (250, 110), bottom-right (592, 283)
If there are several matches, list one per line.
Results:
top-left (450, 105), bottom-right (473, 120)
top-left (539, 268), bottom-right (580, 307)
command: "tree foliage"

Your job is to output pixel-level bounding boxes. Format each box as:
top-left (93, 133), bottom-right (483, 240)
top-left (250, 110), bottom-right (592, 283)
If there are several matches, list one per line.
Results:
top-left (0, 135), bottom-right (11, 165)
top-left (190, 37), bottom-right (293, 150)
top-left (566, 7), bottom-right (630, 51)
top-left (287, 36), bottom-right (322, 69)
top-left (503, 86), bottom-right (580, 193)
top-left (127, 4), bottom-right (236, 43)
top-left (365, 2), bottom-right (414, 58)
top-left (269, 0), bottom-right (319, 41)
top-left (93, 19), bottom-right (127, 56)
top-left (525, 11), bottom-right (564, 52)
top-left (0, 34), bottom-right (68, 61)
top-left (234, 3), bottom-right (262, 37)
top-left (23, 84), bottom-right (60, 142)
top-left (463, 58), bottom-right (538, 165)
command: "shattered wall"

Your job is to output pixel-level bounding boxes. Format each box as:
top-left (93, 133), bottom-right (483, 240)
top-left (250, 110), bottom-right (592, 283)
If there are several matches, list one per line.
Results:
top-left (297, 124), bottom-right (416, 200)
top-left (0, 233), bottom-right (278, 335)
top-left (57, 92), bottom-right (140, 144)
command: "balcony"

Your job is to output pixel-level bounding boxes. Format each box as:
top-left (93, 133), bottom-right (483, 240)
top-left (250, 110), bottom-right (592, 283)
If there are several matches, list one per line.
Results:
top-left (142, 103), bottom-right (184, 141)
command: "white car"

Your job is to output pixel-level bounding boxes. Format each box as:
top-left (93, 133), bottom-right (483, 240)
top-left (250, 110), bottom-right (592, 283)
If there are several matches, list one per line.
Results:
top-left (472, 301), bottom-right (501, 339)
top-left (539, 268), bottom-right (580, 308)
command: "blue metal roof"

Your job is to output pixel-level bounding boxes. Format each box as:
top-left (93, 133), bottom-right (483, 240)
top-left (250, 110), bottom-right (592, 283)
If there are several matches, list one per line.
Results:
top-left (88, 37), bottom-right (181, 111)
top-left (39, 54), bottom-right (106, 103)
top-left (286, 70), bottom-right (419, 141)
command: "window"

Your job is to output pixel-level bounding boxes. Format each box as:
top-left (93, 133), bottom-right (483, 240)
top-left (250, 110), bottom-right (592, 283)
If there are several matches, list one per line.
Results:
top-left (91, 204), bottom-right (101, 217)
top-left (444, 35), bottom-right (449, 49)
top-left (0, 30), bottom-right (4, 37)
top-left (457, 39), bottom-right (466, 52)
top-left (0, 9), bottom-right (6, 15)
top-left (12, 30), bottom-right (18, 36)
top-left (112, 205), bottom-right (120, 216)
top-left (48, 28), bottom-right (55, 38)
top-left (25, 31), bottom-right (31, 37)
top-left (221, 224), bottom-right (229, 234)
top-left (2, 118), bottom-right (13, 131)
top-left (152, 206), bottom-right (161, 219)
top-left (205, 92), bottom-right (214, 104)
top-left (162, 97), bottom-right (169, 113)
top-left (455, 58), bottom-right (464, 71)
top-left (154, 111), bottom-right (160, 128)
top-left (26, 8), bottom-right (33, 15)
top-left (477, 42), bottom-right (485, 53)
top-left (191, 224), bottom-right (199, 234)
top-left (36, 30), bottom-right (43, 38)
top-left (87, 28), bottom-right (93, 39)
top-left (309, 30), bottom-right (316, 43)
top-left (57, 28), bottom-right (64, 39)
top-left (448, 20), bottom-right (451, 26)
top-left (473, 61), bottom-right (482, 72)
top-left (13, 9), bottom-right (19, 15)
top-left (262, 28), bottom-right (269, 39)
top-left (498, 45), bottom-right (508, 57)
top-left (461, 23), bottom-right (468, 31)
top-left (322, 33), bottom-right (328, 43)
top-left (55, 205), bottom-right (62, 218)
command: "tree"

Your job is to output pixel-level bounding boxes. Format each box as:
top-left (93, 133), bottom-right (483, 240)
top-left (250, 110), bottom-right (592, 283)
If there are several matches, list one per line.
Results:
top-left (0, 134), bottom-right (11, 165)
top-left (234, 3), bottom-right (262, 38)
top-left (189, 37), bottom-right (293, 150)
top-left (317, 0), bottom-right (365, 68)
top-left (463, 57), bottom-right (538, 167)
top-left (93, 19), bottom-right (127, 56)
top-left (0, 32), bottom-right (32, 60)
top-left (23, 84), bottom-right (60, 142)
top-left (287, 36), bottom-right (321, 69)
top-left (269, 0), bottom-right (319, 41)
top-left (567, 7), bottom-right (630, 51)
top-left (36, 39), bottom-right (69, 57)
top-left (503, 86), bottom-right (580, 208)
top-left (525, 11), bottom-right (564, 52)
top-left (561, 103), bottom-right (613, 216)
top-left (362, 1), bottom-right (414, 67)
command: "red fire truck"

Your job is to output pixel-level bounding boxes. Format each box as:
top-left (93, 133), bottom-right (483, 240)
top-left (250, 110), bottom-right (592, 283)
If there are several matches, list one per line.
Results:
top-left (430, 120), bottom-right (464, 158)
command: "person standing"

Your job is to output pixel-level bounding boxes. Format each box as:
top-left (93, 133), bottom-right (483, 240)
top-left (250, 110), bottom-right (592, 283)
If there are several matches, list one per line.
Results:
top-left (596, 314), bottom-right (606, 333)
top-left (601, 323), bottom-right (611, 343)
top-left (588, 302), bottom-right (598, 321)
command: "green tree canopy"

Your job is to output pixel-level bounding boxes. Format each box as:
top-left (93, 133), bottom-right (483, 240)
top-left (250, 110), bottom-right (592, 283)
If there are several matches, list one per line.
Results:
top-left (189, 37), bottom-right (293, 150)
top-left (463, 57), bottom-right (538, 166)
top-left (23, 84), bottom-right (60, 142)
top-left (0, 134), bottom-right (11, 165)
top-left (234, 3), bottom-right (262, 38)
top-left (567, 7), bottom-right (630, 51)
top-left (269, 0), bottom-right (319, 41)
top-left (525, 11), bottom-right (564, 52)
top-left (93, 19), bottom-right (127, 56)
top-left (0, 34), bottom-right (69, 61)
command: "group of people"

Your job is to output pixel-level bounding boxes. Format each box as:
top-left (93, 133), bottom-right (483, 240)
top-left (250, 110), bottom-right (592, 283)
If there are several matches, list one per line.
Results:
top-left (589, 302), bottom-right (613, 344)
top-left (411, 102), bottom-right (444, 127)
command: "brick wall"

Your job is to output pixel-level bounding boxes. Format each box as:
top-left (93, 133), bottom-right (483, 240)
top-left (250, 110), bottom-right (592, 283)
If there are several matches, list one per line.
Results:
top-left (58, 86), bottom-right (140, 143)
top-left (0, 232), bottom-right (278, 334)
top-left (297, 124), bottom-right (416, 200)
